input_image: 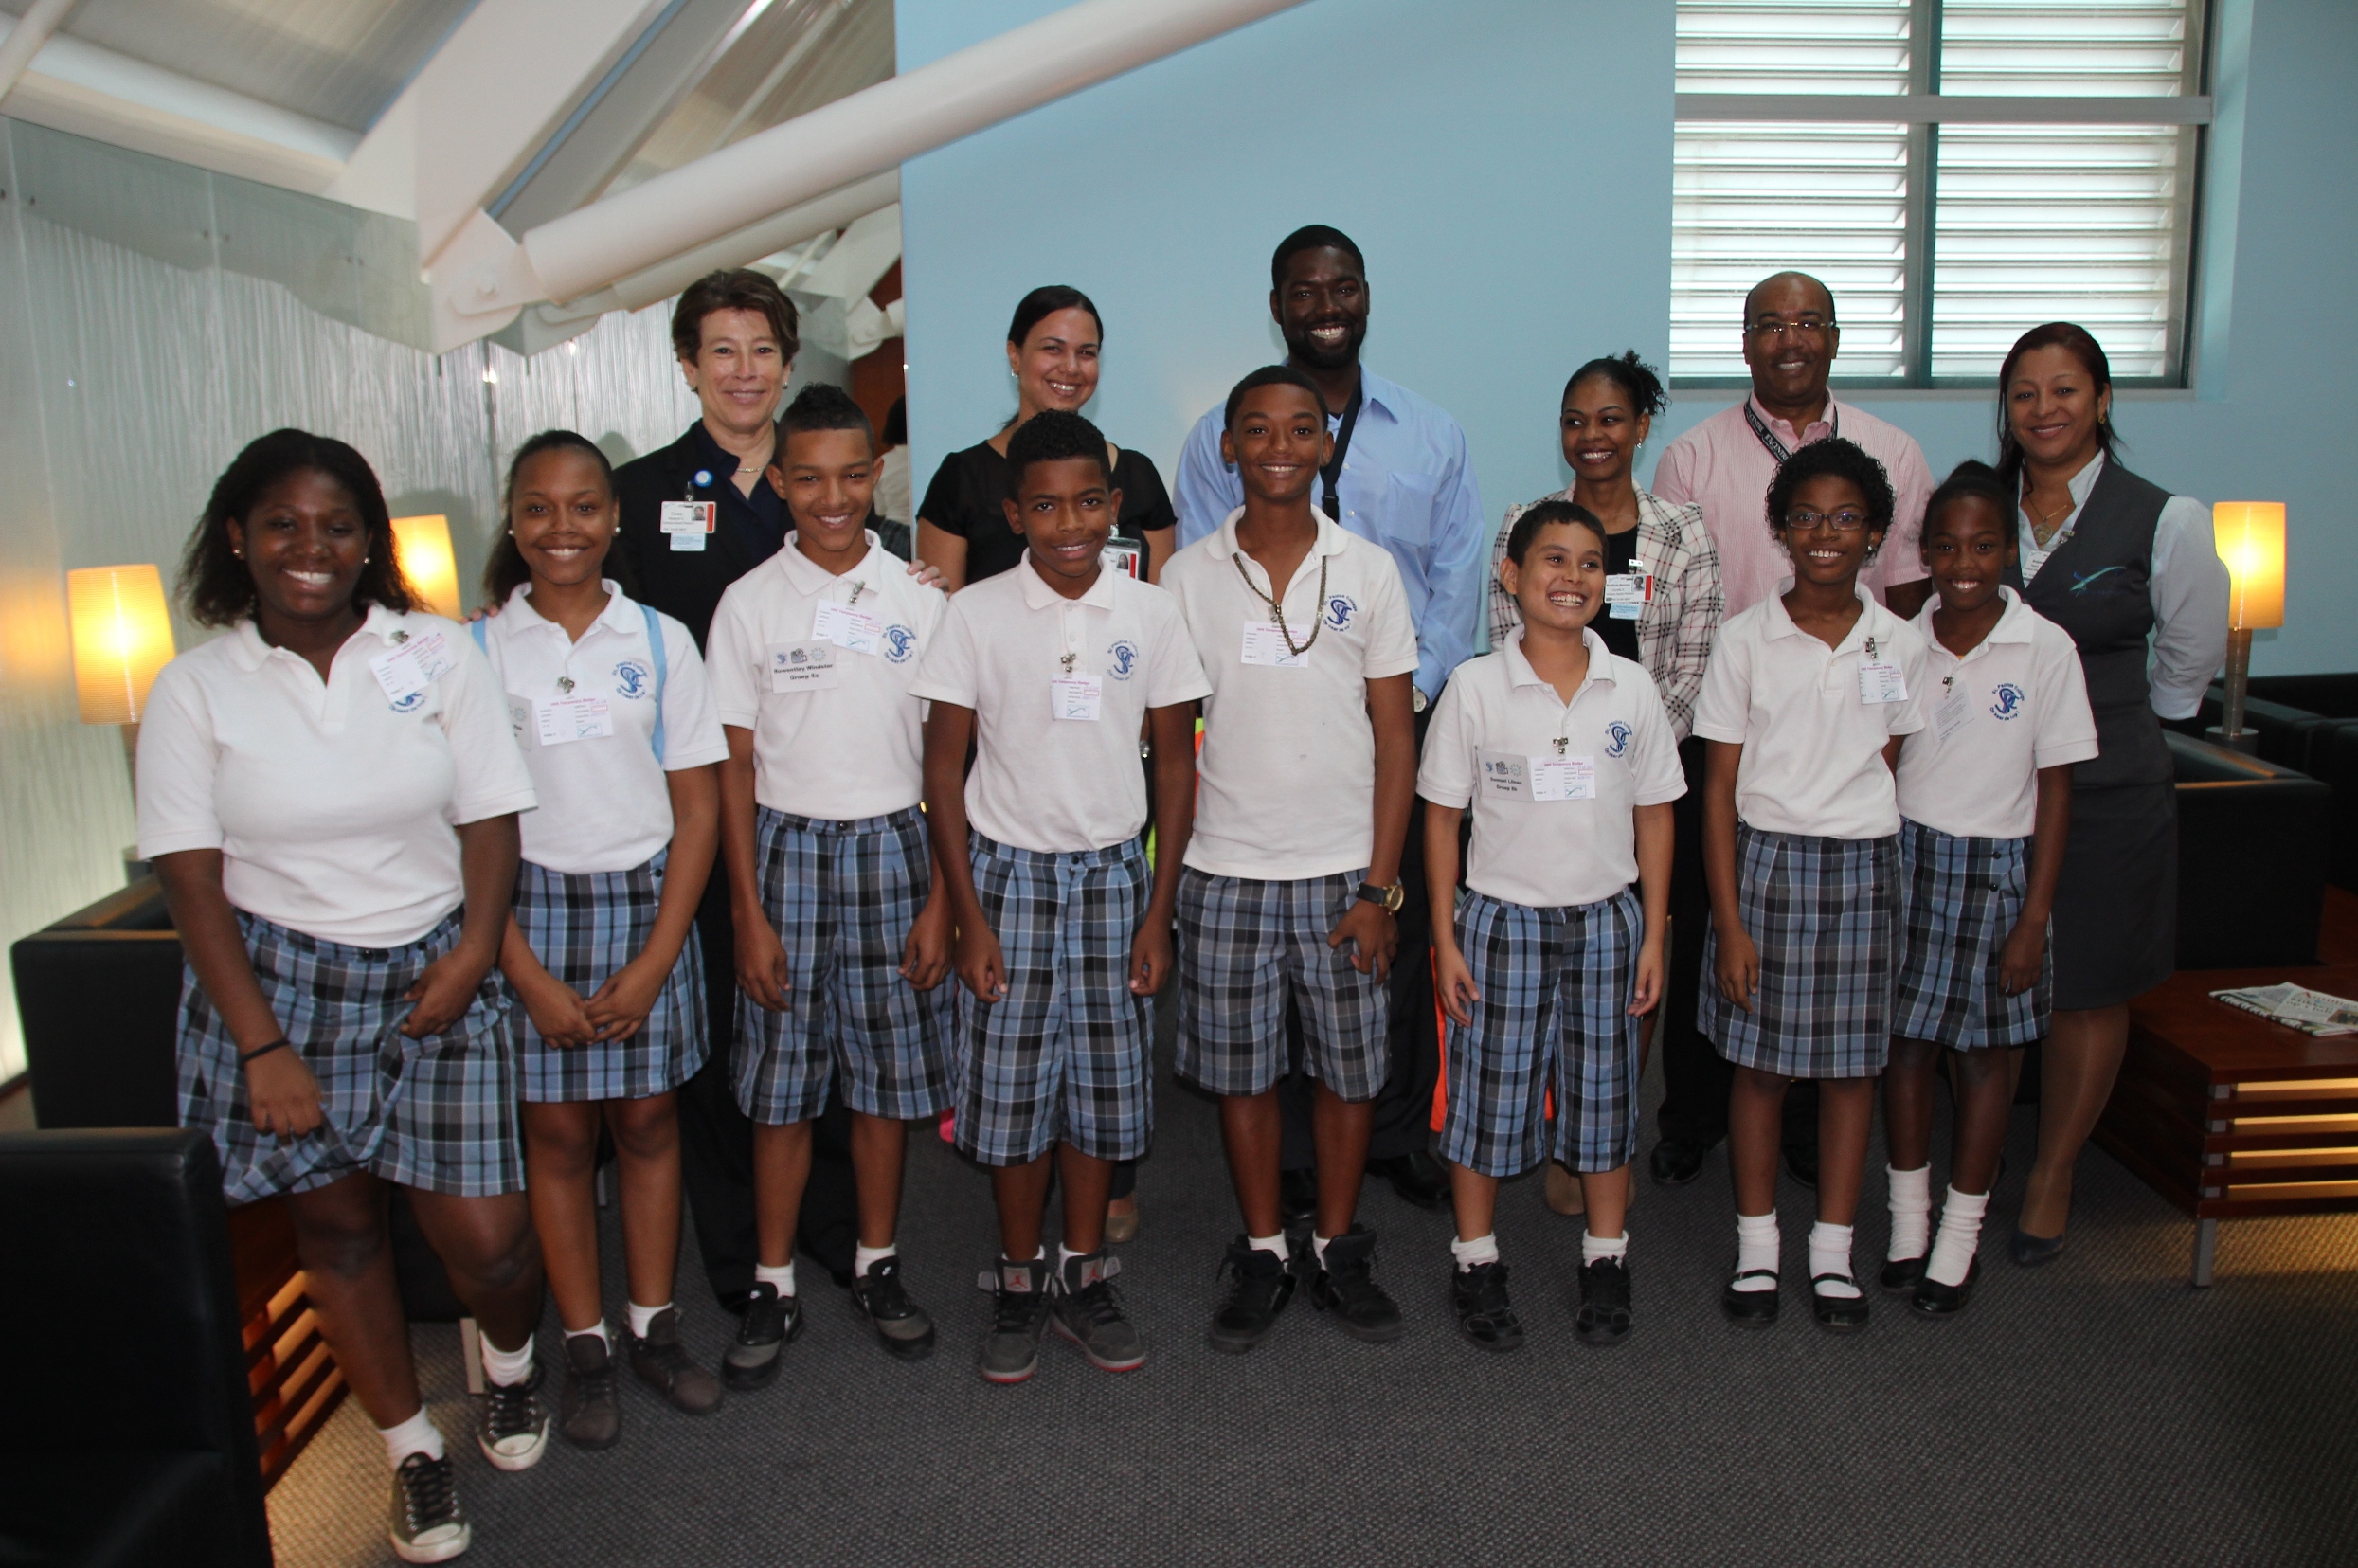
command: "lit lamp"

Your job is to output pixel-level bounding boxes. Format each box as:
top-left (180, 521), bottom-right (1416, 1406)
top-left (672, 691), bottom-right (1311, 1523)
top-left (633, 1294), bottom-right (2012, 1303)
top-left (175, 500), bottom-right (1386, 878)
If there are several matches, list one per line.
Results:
top-left (390, 514), bottom-right (462, 620)
top-left (2211, 501), bottom-right (2286, 754)
top-left (69, 564), bottom-right (176, 881)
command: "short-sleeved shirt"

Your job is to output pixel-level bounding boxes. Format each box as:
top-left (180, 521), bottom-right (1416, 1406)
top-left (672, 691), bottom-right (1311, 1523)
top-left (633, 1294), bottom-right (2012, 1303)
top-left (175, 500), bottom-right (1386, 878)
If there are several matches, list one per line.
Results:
top-left (476, 581), bottom-right (729, 875)
top-left (1418, 629), bottom-right (1687, 908)
top-left (1896, 588), bottom-right (2099, 839)
top-left (135, 606), bottom-right (537, 948)
top-left (909, 557), bottom-right (1211, 854)
top-left (1692, 582), bottom-right (1930, 840)
top-left (1161, 509), bottom-right (1419, 880)
top-left (919, 442), bottom-right (1176, 586)
top-left (706, 532), bottom-right (948, 820)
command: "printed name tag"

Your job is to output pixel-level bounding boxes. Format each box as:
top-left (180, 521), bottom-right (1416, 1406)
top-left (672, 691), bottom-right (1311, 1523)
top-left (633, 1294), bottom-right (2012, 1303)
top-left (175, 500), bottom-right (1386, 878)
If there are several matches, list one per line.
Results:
top-left (405, 632), bottom-right (456, 682)
top-left (1240, 622), bottom-right (1309, 668)
top-left (1605, 572), bottom-right (1650, 622)
top-left (1479, 749), bottom-right (1531, 800)
top-left (660, 500), bottom-right (714, 552)
top-left (369, 645), bottom-right (431, 708)
top-left (769, 642), bottom-right (840, 692)
top-left (1531, 754), bottom-right (1597, 802)
top-left (1103, 538), bottom-right (1143, 580)
top-left (1934, 681), bottom-right (1973, 740)
top-left (537, 695), bottom-right (614, 746)
top-left (1052, 676), bottom-right (1103, 721)
top-left (1858, 658), bottom-right (1909, 705)
top-left (813, 600), bottom-right (882, 656)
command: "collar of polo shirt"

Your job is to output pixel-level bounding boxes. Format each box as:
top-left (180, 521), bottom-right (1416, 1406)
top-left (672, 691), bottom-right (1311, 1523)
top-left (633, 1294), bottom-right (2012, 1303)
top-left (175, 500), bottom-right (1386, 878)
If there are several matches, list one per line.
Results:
top-left (227, 601), bottom-right (410, 672)
top-left (1503, 625), bottom-right (1616, 702)
top-left (501, 579), bottom-right (639, 638)
top-left (774, 530), bottom-right (883, 594)
top-left (1210, 506), bottom-right (1352, 570)
top-left (1016, 552), bottom-right (1117, 611)
top-left (1762, 579), bottom-right (1881, 652)
top-left (1913, 584), bottom-right (2036, 660)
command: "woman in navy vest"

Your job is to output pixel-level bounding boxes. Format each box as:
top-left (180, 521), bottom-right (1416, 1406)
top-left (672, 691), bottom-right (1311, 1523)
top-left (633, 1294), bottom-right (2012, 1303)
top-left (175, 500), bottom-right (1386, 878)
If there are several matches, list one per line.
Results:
top-left (1996, 322), bottom-right (2227, 1263)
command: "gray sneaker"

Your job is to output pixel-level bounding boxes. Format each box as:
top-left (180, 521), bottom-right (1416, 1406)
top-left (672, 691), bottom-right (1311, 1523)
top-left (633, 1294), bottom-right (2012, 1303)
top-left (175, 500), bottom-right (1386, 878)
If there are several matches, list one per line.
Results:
top-left (557, 1331), bottom-right (621, 1450)
top-left (851, 1254), bottom-right (937, 1360)
top-left (976, 1255), bottom-right (1053, 1384)
top-left (388, 1451), bottom-right (469, 1564)
top-left (723, 1283), bottom-right (803, 1391)
top-left (624, 1307), bottom-right (724, 1415)
top-left (1050, 1249), bottom-right (1146, 1373)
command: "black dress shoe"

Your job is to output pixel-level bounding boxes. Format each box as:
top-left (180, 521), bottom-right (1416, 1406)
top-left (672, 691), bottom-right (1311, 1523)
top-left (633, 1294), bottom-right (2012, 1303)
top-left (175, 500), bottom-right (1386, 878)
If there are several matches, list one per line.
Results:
top-left (1810, 1274), bottom-right (1870, 1333)
top-left (1368, 1151), bottom-right (1449, 1211)
top-left (1911, 1257), bottom-right (1980, 1318)
top-left (1879, 1254), bottom-right (1925, 1294)
top-left (1649, 1138), bottom-right (1708, 1187)
top-left (1278, 1167), bottom-right (1318, 1226)
top-left (1720, 1269), bottom-right (1779, 1326)
top-left (1782, 1144), bottom-right (1820, 1190)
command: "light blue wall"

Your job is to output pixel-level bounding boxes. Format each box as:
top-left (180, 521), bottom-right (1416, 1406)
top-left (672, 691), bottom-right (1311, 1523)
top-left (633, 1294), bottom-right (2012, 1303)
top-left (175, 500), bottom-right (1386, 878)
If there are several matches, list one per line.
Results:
top-left (901, 0), bottom-right (2356, 674)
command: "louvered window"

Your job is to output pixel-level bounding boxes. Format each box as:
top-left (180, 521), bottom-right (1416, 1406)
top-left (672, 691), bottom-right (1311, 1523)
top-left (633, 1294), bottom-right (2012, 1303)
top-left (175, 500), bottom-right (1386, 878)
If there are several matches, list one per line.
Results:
top-left (1672, 1), bottom-right (2210, 386)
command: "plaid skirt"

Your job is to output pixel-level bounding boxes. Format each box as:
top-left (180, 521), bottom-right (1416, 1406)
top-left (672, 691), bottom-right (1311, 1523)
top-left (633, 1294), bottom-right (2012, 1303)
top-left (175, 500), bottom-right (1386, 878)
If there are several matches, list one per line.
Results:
top-left (1699, 825), bottom-right (1899, 1078)
top-left (179, 911), bottom-right (524, 1204)
top-left (509, 852), bottom-right (708, 1103)
top-left (1893, 819), bottom-right (2047, 1049)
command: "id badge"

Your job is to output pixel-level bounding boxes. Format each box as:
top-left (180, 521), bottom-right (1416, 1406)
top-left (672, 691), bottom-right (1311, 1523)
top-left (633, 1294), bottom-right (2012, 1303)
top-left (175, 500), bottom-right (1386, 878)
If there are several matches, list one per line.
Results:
top-left (402, 630), bottom-right (456, 681)
top-left (368, 644), bottom-right (430, 708)
top-left (769, 641), bottom-right (840, 692)
top-left (1240, 622), bottom-right (1308, 668)
top-left (1858, 658), bottom-right (1908, 705)
top-left (1604, 572), bottom-right (1649, 622)
top-left (537, 695), bottom-right (614, 746)
top-left (813, 600), bottom-right (882, 656)
top-left (1478, 749), bottom-right (1530, 800)
top-left (660, 499), bottom-right (715, 552)
top-left (1934, 681), bottom-right (1973, 739)
top-left (1052, 676), bottom-right (1103, 722)
top-left (1530, 754), bottom-right (1596, 802)
top-left (1103, 537), bottom-right (1143, 580)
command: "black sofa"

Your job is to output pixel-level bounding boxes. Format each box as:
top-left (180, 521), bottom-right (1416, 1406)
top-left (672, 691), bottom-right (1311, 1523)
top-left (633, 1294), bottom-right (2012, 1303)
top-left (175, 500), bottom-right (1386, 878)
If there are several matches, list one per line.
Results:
top-left (2191, 674), bottom-right (2358, 890)
top-left (0, 1129), bottom-right (273, 1567)
top-left (2169, 730), bottom-right (2329, 968)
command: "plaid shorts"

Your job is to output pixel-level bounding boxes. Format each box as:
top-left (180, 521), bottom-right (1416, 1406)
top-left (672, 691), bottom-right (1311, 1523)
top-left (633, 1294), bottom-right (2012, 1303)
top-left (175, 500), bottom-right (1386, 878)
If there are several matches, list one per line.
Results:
top-left (1173, 868), bottom-right (1388, 1101)
top-left (734, 806), bottom-right (951, 1126)
top-left (953, 834), bottom-right (1153, 1167)
top-left (178, 911), bottom-right (523, 1204)
top-left (1893, 819), bottom-right (2048, 1049)
top-left (1699, 825), bottom-right (1899, 1078)
top-left (510, 852), bottom-right (708, 1103)
top-left (1439, 887), bottom-right (1645, 1177)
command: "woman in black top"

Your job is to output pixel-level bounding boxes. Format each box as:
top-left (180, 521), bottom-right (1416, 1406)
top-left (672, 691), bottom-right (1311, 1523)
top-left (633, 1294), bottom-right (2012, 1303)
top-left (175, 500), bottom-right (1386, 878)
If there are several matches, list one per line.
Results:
top-left (917, 285), bottom-right (1178, 589)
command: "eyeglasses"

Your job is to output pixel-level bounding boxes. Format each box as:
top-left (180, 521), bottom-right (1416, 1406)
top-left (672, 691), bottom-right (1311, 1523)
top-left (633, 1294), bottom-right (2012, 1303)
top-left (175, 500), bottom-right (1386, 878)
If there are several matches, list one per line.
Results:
top-left (1783, 509), bottom-right (1872, 532)
top-left (1747, 320), bottom-right (1833, 341)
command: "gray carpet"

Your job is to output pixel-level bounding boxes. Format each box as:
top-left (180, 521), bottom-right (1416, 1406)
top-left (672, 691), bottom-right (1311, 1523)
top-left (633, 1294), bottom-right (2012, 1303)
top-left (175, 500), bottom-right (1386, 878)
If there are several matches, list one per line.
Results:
top-left (266, 1004), bottom-right (2358, 1567)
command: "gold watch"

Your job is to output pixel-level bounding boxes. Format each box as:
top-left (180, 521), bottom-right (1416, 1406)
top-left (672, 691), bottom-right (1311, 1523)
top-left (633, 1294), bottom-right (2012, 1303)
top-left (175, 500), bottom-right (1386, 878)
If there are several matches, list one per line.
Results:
top-left (1356, 880), bottom-right (1406, 914)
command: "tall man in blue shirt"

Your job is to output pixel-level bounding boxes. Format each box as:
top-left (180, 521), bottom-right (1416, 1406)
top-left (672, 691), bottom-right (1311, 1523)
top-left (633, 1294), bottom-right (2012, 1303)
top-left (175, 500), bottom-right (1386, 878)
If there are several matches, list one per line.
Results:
top-left (1176, 225), bottom-right (1484, 1213)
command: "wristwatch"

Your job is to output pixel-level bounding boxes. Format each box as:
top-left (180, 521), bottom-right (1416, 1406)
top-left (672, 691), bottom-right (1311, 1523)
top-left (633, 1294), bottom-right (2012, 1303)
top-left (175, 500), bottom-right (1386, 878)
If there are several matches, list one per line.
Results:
top-left (1356, 880), bottom-right (1406, 914)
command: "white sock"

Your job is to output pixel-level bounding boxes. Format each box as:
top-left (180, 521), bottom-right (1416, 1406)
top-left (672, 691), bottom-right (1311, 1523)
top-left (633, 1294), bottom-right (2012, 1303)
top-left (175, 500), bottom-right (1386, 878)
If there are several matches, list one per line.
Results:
top-left (1449, 1233), bottom-right (1500, 1272)
top-left (755, 1261), bottom-right (797, 1298)
top-left (854, 1242), bottom-right (898, 1279)
top-left (1926, 1186), bottom-right (1991, 1287)
top-left (625, 1301), bottom-right (668, 1340)
top-left (1311, 1233), bottom-right (1334, 1268)
top-left (479, 1331), bottom-right (534, 1388)
top-left (1732, 1212), bottom-right (1779, 1290)
top-left (1581, 1230), bottom-right (1629, 1266)
top-left (1886, 1164), bottom-right (1933, 1261)
top-left (1246, 1232), bottom-right (1289, 1263)
top-left (1809, 1220), bottom-right (1860, 1299)
top-left (1004, 1246), bottom-right (1043, 1264)
top-left (1057, 1242), bottom-right (1092, 1273)
top-left (378, 1409), bottom-right (443, 1468)
top-left (564, 1320), bottom-right (608, 1348)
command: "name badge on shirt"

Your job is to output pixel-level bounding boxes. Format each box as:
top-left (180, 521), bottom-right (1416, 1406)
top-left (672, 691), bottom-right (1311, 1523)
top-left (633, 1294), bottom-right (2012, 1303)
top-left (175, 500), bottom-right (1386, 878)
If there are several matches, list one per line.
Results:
top-left (1934, 679), bottom-right (1973, 740)
top-left (769, 642), bottom-right (840, 692)
top-left (505, 696), bottom-right (534, 746)
top-left (660, 500), bottom-right (715, 552)
top-left (537, 695), bottom-right (614, 746)
top-left (1052, 676), bottom-right (1103, 722)
top-left (1479, 750), bottom-right (1531, 800)
top-left (813, 600), bottom-right (882, 656)
top-left (1103, 538), bottom-right (1143, 580)
top-left (1605, 572), bottom-right (1651, 622)
top-left (1858, 652), bottom-right (1909, 705)
top-left (369, 644), bottom-right (433, 710)
top-left (1240, 622), bottom-right (1309, 669)
top-left (1530, 754), bottom-right (1597, 802)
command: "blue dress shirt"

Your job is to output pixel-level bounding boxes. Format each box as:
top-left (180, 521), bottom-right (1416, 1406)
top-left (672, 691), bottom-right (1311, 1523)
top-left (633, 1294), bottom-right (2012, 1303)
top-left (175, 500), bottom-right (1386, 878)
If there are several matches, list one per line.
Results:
top-left (1174, 368), bottom-right (1484, 700)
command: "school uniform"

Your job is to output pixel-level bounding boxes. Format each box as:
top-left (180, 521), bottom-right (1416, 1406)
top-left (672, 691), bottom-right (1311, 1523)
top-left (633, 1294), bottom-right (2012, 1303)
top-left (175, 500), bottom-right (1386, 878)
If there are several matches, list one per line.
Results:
top-left (1160, 510), bottom-right (1420, 1101)
top-left (908, 558), bottom-right (1211, 1166)
top-left (135, 607), bottom-right (538, 1204)
top-left (707, 532), bottom-right (951, 1127)
top-left (1418, 629), bottom-right (1686, 1176)
top-left (1691, 584), bottom-right (1930, 1077)
top-left (1892, 589), bottom-right (2097, 1048)
top-left (475, 583), bottom-right (729, 1101)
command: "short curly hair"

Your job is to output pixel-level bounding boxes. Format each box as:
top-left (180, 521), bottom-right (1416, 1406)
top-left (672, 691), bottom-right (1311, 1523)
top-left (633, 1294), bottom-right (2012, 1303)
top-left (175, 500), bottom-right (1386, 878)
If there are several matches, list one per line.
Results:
top-left (178, 429), bottom-right (420, 628)
top-left (1764, 436), bottom-right (1896, 555)
top-left (1003, 408), bottom-right (1112, 498)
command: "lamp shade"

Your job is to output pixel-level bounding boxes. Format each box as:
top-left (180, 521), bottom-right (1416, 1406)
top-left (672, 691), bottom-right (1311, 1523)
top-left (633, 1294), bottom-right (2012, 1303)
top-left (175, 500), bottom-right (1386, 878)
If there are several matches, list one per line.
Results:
top-left (67, 564), bottom-right (175, 726)
top-left (390, 514), bottom-right (462, 620)
top-left (2215, 502), bottom-right (2287, 632)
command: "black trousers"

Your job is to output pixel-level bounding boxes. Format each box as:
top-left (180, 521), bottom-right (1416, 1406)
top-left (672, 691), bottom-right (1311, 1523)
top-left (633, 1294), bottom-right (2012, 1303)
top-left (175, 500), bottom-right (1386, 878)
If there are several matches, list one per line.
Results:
top-left (675, 873), bottom-right (858, 1308)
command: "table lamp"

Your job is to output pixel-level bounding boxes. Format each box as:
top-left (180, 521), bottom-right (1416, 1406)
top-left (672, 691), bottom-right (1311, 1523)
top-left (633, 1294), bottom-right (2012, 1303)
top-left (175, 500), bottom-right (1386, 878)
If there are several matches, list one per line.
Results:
top-left (2210, 501), bottom-right (2285, 754)
top-left (68, 563), bottom-right (175, 780)
top-left (390, 514), bottom-right (462, 620)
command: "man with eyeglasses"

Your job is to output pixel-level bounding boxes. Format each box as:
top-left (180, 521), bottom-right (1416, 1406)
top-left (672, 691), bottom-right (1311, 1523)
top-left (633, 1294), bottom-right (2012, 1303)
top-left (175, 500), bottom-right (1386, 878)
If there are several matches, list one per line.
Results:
top-left (1645, 270), bottom-right (1935, 1193)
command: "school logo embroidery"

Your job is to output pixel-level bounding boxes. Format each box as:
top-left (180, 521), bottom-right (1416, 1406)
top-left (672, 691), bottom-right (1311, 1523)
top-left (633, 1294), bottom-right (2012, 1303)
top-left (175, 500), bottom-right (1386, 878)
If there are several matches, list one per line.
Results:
top-left (389, 690), bottom-right (428, 713)
top-left (613, 659), bottom-right (652, 698)
top-left (883, 624), bottom-right (917, 663)
top-left (1324, 593), bottom-right (1359, 631)
top-left (1107, 640), bottom-right (1141, 679)
top-left (1604, 721), bottom-right (1633, 758)
top-left (1989, 683), bottom-right (2026, 720)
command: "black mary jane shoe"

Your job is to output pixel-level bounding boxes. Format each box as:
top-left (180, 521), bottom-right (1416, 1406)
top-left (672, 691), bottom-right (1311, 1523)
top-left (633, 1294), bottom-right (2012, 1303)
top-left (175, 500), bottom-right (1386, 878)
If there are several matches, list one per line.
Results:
top-left (1720, 1268), bottom-right (1780, 1327)
top-left (1911, 1257), bottom-right (1981, 1318)
top-left (1879, 1254), bottom-right (1925, 1295)
top-left (1809, 1273), bottom-right (1871, 1334)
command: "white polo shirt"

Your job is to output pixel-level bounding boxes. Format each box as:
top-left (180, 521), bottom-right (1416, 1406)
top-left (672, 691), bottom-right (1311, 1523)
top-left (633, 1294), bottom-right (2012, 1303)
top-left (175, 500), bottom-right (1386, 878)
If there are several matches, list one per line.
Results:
top-left (1896, 588), bottom-right (2098, 839)
top-left (1692, 582), bottom-right (1930, 840)
top-left (1161, 508), bottom-right (1420, 880)
top-left (135, 605), bottom-right (537, 948)
top-left (1419, 629), bottom-right (1687, 908)
top-left (909, 556), bottom-right (1211, 855)
top-left (706, 532), bottom-right (948, 820)
top-left (477, 582), bottom-right (728, 874)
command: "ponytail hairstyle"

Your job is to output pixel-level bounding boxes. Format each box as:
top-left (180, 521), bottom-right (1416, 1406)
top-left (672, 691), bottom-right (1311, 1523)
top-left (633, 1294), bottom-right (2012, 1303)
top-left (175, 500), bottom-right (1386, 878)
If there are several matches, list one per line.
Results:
top-left (1562, 350), bottom-right (1667, 417)
top-left (180, 429), bottom-right (418, 628)
top-left (1007, 285), bottom-right (1103, 350)
top-left (1923, 459), bottom-right (2018, 551)
top-left (481, 429), bottom-right (618, 603)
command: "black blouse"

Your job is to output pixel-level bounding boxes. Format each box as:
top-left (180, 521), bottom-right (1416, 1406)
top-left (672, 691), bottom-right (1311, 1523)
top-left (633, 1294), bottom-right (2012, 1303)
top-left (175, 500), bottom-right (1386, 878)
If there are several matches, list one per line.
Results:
top-left (919, 440), bottom-right (1177, 585)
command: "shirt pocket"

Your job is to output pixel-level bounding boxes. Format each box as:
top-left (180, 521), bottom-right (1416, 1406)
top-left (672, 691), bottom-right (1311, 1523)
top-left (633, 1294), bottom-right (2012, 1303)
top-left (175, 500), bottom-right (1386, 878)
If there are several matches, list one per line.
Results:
top-left (1375, 471), bottom-right (1443, 549)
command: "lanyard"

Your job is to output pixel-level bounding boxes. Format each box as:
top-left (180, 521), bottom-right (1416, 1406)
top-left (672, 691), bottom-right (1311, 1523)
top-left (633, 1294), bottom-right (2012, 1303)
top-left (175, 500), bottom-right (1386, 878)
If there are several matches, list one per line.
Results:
top-left (1319, 384), bottom-right (1365, 522)
top-left (1233, 550), bottom-right (1329, 658)
top-left (1743, 399), bottom-right (1836, 465)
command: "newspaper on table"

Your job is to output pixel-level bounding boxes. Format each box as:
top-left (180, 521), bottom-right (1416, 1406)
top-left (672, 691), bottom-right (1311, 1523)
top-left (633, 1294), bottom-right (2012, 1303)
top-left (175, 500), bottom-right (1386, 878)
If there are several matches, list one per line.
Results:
top-left (2209, 982), bottom-right (2358, 1036)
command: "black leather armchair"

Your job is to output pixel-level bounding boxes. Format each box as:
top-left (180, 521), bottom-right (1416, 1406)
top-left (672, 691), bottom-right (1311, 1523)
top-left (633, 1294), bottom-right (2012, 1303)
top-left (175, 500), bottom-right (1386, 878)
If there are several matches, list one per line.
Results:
top-left (2190, 676), bottom-right (2358, 890)
top-left (2170, 731), bottom-right (2329, 968)
top-left (0, 1129), bottom-right (273, 1567)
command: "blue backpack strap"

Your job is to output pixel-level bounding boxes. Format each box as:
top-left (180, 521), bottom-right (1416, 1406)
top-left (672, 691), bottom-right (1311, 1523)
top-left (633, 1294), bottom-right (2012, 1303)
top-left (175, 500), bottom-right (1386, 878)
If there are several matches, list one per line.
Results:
top-left (640, 602), bottom-right (668, 764)
top-left (469, 617), bottom-right (488, 654)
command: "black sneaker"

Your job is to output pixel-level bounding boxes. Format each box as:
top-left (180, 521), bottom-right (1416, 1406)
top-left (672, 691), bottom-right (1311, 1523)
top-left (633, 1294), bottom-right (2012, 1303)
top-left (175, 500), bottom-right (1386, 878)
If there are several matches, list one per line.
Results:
top-left (1050, 1250), bottom-right (1146, 1373)
top-left (851, 1255), bottom-right (937, 1360)
top-left (625, 1307), bottom-right (724, 1415)
top-left (722, 1282), bottom-right (803, 1391)
top-left (1306, 1224), bottom-right (1403, 1343)
top-left (557, 1332), bottom-right (621, 1450)
top-left (977, 1255), bottom-right (1054, 1384)
top-left (477, 1361), bottom-right (548, 1472)
top-left (1575, 1255), bottom-right (1633, 1347)
top-left (389, 1451), bottom-right (469, 1564)
top-left (1449, 1259), bottom-right (1523, 1352)
top-left (1207, 1237), bottom-right (1296, 1354)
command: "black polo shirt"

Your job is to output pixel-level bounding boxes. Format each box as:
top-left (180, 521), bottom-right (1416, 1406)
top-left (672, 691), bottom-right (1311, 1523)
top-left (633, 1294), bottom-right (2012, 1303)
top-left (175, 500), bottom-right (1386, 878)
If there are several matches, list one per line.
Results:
top-left (612, 423), bottom-right (787, 650)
